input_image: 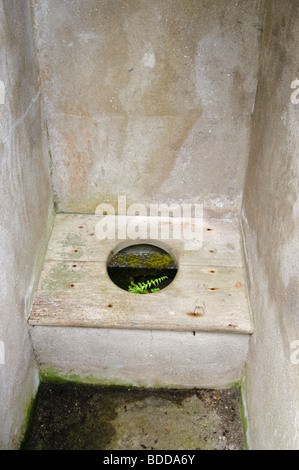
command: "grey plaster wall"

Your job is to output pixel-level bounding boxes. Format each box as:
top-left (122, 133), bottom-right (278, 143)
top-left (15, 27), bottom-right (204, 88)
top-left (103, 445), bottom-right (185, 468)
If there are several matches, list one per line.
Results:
top-left (0, 0), bottom-right (53, 448)
top-left (32, 0), bottom-right (264, 218)
top-left (241, 0), bottom-right (299, 450)
top-left (1, 0), bottom-right (298, 450)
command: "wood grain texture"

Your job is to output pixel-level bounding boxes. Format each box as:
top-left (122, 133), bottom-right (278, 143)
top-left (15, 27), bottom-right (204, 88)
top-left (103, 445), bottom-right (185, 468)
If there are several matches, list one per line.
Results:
top-left (29, 214), bottom-right (252, 334)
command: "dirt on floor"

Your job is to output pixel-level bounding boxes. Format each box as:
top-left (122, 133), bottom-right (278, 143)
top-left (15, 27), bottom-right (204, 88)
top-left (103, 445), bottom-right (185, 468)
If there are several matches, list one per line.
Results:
top-left (21, 382), bottom-right (245, 451)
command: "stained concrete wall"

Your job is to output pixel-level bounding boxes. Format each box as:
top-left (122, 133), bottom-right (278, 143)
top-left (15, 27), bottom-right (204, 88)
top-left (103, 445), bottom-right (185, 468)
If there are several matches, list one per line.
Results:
top-left (1, 0), bottom-right (298, 450)
top-left (241, 0), bottom-right (299, 450)
top-left (0, 0), bottom-right (53, 448)
top-left (32, 0), bottom-right (264, 218)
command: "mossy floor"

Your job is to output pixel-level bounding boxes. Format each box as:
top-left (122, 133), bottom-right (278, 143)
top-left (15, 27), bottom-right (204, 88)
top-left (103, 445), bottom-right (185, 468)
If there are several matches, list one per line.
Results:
top-left (21, 382), bottom-right (245, 450)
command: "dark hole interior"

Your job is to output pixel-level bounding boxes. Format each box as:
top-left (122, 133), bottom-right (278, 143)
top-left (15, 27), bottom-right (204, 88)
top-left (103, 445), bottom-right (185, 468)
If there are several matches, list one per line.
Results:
top-left (107, 244), bottom-right (178, 294)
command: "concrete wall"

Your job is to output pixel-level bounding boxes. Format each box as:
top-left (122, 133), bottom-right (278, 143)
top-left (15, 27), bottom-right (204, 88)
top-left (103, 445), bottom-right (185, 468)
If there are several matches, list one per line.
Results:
top-left (0, 0), bottom-right (53, 448)
top-left (1, 0), bottom-right (298, 450)
top-left (32, 0), bottom-right (264, 218)
top-left (241, 0), bottom-right (299, 450)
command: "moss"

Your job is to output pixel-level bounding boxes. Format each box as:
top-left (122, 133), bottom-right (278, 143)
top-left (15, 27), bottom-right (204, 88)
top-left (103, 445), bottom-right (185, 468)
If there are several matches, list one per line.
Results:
top-left (240, 381), bottom-right (250, 451)
top-left (58, 233), bottom-right (85, 259)
top-left (61, 233), bottom-right (84, 248)
top-left (20, 367), bottom-right (245, 450)
top-left (107, 251), bottom-right (177, 292)
top-left (39, 367), bottom-right (204, 391)
top-left (40, 261), bottom-right (85, 291)
top-left (39, 367), bottom-right (140, 388)
top-left (211, 379), bottom-right (249, 450)
top-left (108, 252), bottom-right (176, 270)
top-left (21, 381), bottom-right (245, 450)
top-left (19, 394), bottom-right (39, 450)
top-left (240, 397), bottom-right (249, 450)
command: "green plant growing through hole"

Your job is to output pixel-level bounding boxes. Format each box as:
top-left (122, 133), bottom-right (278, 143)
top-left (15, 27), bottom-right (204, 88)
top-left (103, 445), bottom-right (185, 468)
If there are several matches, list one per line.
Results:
top-left (128, 276), bottom-right (168, 294)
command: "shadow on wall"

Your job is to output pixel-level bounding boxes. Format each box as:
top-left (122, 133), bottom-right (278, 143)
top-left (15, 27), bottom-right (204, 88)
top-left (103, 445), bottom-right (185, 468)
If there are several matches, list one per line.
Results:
top-left (31, 0), bottom-right (265, 217)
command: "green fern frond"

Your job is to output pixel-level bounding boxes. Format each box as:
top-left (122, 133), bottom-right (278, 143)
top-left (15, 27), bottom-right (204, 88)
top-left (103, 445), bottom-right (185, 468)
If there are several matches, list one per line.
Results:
top-left (128, 276), bottom-right (168, 294)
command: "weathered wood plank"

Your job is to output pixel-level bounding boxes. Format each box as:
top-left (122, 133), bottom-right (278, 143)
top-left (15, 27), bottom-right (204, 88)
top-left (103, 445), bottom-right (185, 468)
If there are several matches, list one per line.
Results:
top-left (30, 259), bottom-right (252, 334)
top-left (29, 214), bottom-right (252, 333)
top-left (44, 213), bottom-right (244, 267)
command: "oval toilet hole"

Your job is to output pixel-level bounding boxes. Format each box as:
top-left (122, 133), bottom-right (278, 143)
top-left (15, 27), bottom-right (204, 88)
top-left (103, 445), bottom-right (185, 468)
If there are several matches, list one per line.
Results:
top-left (107, 243), bottom-right (178, 294)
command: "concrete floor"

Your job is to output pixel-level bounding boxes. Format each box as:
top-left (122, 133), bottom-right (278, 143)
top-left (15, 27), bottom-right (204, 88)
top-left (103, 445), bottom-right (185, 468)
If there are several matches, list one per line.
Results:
top-left (21, 382), bottom-right (245, 450)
